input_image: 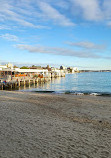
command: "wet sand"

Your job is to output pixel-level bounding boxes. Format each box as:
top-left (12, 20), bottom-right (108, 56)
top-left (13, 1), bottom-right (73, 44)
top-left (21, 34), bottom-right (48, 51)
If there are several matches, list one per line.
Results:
top-left (0, 90), bottom-right (111, 158)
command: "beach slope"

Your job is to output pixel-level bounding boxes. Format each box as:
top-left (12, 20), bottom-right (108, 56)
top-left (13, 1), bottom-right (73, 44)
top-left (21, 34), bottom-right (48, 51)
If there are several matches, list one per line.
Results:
top-left (0, 91), bottom-right (111, 158)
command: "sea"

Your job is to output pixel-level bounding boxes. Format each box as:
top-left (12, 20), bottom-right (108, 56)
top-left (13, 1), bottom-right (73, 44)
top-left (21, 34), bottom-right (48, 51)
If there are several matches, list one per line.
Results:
top-left (19, 72), bottom-right (111, 96)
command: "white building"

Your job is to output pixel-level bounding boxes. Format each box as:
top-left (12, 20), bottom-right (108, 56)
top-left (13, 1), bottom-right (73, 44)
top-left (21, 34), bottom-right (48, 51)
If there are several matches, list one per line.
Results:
top-left (67, 67), bottom-right (78, 73)
top-left (51, 68), bottom-right (65, 77)
top-left (0, 63), bottom-right (13, 70)
top-left (13, 68), bottom-right (49, 76)
top-left (0, 63), bottom-right (49, 78)
top-left (60, 65), bottom-right (67, 70)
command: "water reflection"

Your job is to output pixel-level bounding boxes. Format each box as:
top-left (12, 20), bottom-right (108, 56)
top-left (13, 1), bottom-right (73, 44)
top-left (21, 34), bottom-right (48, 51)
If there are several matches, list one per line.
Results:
top-left (18, 74), bottom-right (79, 92)
top-left (18, 72), bottom-right (111, 94)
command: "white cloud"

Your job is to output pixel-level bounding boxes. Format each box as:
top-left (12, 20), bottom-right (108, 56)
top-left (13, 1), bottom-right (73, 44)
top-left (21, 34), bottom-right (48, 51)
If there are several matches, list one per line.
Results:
top-left (0, 34), bottom-right (19, 42)
top-left (16, 44), bottom-right (101, 59)
top-left (71, 0), bottom-right (103, 21)
top-left (0, 25), bottom-right (10, 30)
top-left (107, 21), bottom-right (111, 27)
top-left (0, 0), bottom-right (74, 29)
top-left (0, 0), bottom-right (111, 30)
top-left (67, 41), bottom-right (106, 50)
top-left (69, 0), bottom-right (111, 25)
top-left (0, 1), bottom-right (48, 29)
top-left (1, 0), bottom-right (111, 29)
top-left (37, 1), bottom-right (75, 26)
top-left (103, 0), bottom-right (111, 19)
top-left (54, 1), bottom-right (70, 10)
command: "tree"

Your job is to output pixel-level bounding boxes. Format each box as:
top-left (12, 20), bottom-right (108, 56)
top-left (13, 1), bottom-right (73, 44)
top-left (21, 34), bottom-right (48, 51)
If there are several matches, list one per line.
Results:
top-left (20, 66), bottom-right (29, 69)
top-left (32, 65), bottom-right (36, 67)
top-left (13, 65), bottom-right (18, 68)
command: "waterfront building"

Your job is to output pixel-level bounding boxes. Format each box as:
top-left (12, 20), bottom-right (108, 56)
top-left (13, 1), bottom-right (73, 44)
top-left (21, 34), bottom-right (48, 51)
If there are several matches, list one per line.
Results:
top-left (0, 63), bottom-right (50, 82)
top-left (60, 65), bottom-right (67, 70)
top-left (67, 67), bottom-right (78, 73)
top-left (0, 63), bottom-right (71, 84)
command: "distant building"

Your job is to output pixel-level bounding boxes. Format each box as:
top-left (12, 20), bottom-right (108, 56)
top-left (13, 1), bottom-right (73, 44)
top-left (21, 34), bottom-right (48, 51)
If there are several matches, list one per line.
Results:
top-left (67, 67), bottom-right (78, 73)
top-left (0, 65), bottom-right (7, 69)
top-left (46, 65), bottom-right (50, 69)
top-left (0, 63), bottom-right (13, 69)
top-left (0, 63), bottom-right (13, 78)
top-left (6, 63), bottom-right (13, 69)
top-left (60, 65), bottom-right (66, 70)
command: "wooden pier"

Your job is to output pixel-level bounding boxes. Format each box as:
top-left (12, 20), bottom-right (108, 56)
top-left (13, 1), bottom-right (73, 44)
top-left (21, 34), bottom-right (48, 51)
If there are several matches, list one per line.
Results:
top-left (0, 68), bottom-right (66, 90)
top-left (0, 77), bottom-right (51, 90)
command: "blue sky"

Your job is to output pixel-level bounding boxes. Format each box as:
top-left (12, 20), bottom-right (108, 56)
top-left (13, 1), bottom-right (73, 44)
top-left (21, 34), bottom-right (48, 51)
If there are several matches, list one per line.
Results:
top-left (0, 0), bottom-right (111, 70)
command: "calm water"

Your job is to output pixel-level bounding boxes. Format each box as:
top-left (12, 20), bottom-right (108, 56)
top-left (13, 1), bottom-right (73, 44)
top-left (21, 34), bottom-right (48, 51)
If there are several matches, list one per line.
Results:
top-left (20, 72), bottom-right (111, 95)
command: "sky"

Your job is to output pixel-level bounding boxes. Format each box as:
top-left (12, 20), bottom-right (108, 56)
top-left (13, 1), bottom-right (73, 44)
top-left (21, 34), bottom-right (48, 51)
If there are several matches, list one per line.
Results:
top-left (0, 0), bottom-right (111, 70)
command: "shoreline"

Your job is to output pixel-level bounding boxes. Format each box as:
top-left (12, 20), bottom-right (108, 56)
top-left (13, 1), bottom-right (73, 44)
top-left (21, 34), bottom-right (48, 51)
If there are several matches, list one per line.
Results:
top-left (33, 90), bottom-right (111, 96)
top-left (0, 90), bottom-right (111, 157)
top-left (4, 88), bottom-right (111, 97)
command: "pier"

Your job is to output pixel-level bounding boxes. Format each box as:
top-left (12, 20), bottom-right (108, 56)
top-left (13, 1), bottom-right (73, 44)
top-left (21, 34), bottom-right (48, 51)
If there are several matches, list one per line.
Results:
top-left (0, 77), bottom-right (51, 90)
top-left (0, 63), bottom-right (80, 90)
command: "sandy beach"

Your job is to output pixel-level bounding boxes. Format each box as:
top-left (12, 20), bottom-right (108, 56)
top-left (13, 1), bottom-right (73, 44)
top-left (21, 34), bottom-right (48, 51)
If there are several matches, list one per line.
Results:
top-left (0, 91), bottom-right (111, 158)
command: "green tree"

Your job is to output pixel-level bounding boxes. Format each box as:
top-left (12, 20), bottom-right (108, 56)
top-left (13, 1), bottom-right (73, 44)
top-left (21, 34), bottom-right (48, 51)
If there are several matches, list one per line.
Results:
top-left (13, 65), bottom-right (18, 68)
top-left (20, 66), bottom-right (29, 69)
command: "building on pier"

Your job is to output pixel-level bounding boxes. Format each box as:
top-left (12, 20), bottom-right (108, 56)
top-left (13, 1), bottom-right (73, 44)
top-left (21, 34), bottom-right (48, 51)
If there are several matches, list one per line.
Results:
top-left (0, 63), bottom-right (50, 82)
top-left (67, 67), bottom-right (79, 73)
top-left (0, 63), bottom-right (67, 83)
